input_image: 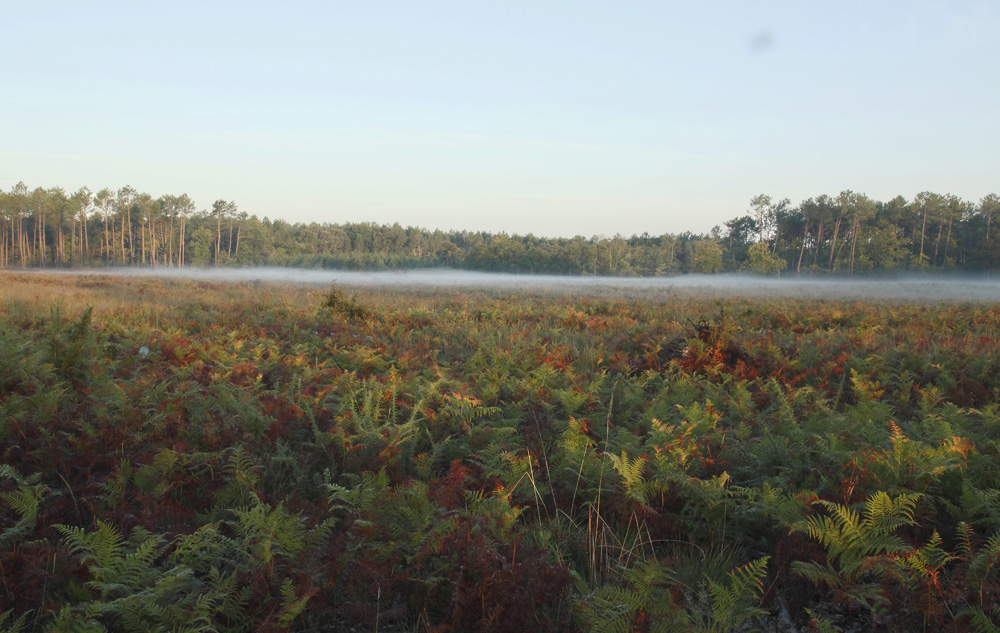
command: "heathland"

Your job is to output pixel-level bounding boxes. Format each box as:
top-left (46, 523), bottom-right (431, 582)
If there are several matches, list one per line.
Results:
top-left (2, 272), bottom-right (1000, 632)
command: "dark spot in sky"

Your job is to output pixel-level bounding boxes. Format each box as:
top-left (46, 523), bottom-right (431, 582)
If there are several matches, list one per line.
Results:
top-left (748, 30), bottom-right (774, 53)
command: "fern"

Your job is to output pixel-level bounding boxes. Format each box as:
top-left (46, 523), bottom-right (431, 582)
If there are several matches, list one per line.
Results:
top-left (704, 556), bottom-right (769, 633)
top-left (213, 446), bottom-right (260, 508)
top-left (711, 556), bottom-right (770, 630)
top-left (863, 489), bottom-right (917, 536)
top-left (577, 556), bottom-right (768, 633)
top-left (961, 484), bottom-right (1000, 533)
top-left (464, 488), bottom-right (525, 544)
top-left (326, 467), bottom-right (391, 516)
top-left (276, 578), bottom-right (311, 630)
top-left (333, 374), bottom-right (428, 471)
top-left (0, 464), bottom-right (48, 548)
top-left (55, 521), bottom-right (163, 600)
top-left (52, 519), bottom-right (253, 632)
top-left (608, 450), bottom-right (651, 507)
top-left (576, 559), bottom-right (688, 633)
top-left (0, 610), bottom-right (29, 633)
top-left (790, 491), bottom-right (920, 613)
top-left (231, 500), bottom-right (307, 568)
top-left (901, 529), bottom-right (954, 585)
top-left (101, 459), bottom-right (132, 509)
top-left (45, 606), bottom-right (108, 632)
top-left (732, 482), bottom-right (810, 530)
top-left (169, 522), bottom-right (240, 571)
top-left (804, 608), bottom-right (841, 633)
top-left (964, 606), bottom-right (1000, 633)
top-left (969, 528), bottom-right (1000, 584)
top-left (957, 521), bottom-right (976, 561)
top-left (45, 305), bottom-right (96, 386)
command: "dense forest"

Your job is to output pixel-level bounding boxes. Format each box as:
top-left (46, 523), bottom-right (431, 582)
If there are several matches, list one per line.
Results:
top-left (1, 183), bottom-right (998, 275)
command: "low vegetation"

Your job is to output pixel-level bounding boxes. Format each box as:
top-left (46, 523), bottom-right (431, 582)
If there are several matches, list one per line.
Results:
top-left (2, 271), bottom-right (1000, 631)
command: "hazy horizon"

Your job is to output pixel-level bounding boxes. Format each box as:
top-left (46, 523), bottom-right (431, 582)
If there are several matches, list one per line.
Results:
top-left (17, 267), bottom-right (1000, 302)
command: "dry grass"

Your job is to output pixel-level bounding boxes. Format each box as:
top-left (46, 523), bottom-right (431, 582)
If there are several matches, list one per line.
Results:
top-left (0, 271), bottom-right (316, 321)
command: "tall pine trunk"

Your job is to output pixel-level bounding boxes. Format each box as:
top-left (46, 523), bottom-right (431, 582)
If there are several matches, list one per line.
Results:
top-left (813, 219), bottom-right (824, 266)
top-left (849, 218), bottom-right (860, 275)
top-left (71, 214), bottom-right (77, 266)
top-left (797, 221), bottom-right (809, 273)
top-left (151, 220), bottom-right (158, 266)
top-left (932, 217), bottom-right (944, 266)
top-left (127, 206), bottom-right (133, 264)
top-left (942, 216), bottom-right (953, 266)
top-left (919, 208), bottom-right (927, 260)
top-left (103, 207), bottom-right (110, 266)
top-left (828, 210), bottom-right (844, 271)
top-left (83, 209), bottom-right (89, 264)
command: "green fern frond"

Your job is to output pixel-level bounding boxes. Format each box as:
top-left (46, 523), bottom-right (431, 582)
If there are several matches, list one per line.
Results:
top-left (88, 521), bottom-right (126, 570)
top-left (791, 561), bottom-right (839, 588)
top-left (576, 559), bottom-right (687, 633)
top-left (56, 521), bottom-right (167, 603)
top-left (225, 446), bottom-right (258, 484)
top-left (0, 609), bottom-right (30, 633)
top-left (960, 484), bottom-right (1000, 531)
top-left (804, 608), bottom-right (841, 633)
top-left (970, 529), bottom-right (1000, 580)
top-left (708, 556), bottom-right (769, 631)
top-left (207, 566), bottom-right (252, 621)
top-left (326, 467), bottom-right (390, 514)
top-left (51, 516), bottom-right (255, 632)
top-left (864, 491), bottom-right (918, 535)
top-left (55, 523), bottom-right (104, 561)
top-left (958, 521), bottom-right (975, 561)
top-left (626, 559), bottom-right (673, 598)
top-left (46, 605), bottom-right (108, 633)
top-left (0, 465), bottom-right (47, 548)
top-left (735, 482), bottom-right (810, 528)
top-left (168, 522), bottom-right (242, 572)
top-left (577, 586), bottom-right (643, 633)
top-left (903, 530), bottom-right (954, 581)
top-left (276, 579), bottom-right (311, 630)
top-left (116, 531), bottom-right (163, 587)
top-left (232, 499), bottom-right (307, 567)
top-left (963, 606), bottom-right (1000, 633)
top-left (791, 491), bottom-right (921, 613)
top-left (609, 450), bottom-right (650, 506)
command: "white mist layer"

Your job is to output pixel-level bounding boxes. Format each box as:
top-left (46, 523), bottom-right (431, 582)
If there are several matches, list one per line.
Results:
top-left (22, 267), bottom-right (1000, 301)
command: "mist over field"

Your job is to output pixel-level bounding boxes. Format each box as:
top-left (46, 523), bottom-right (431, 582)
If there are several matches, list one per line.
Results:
top-left (32, 267), bottom-right (1000, 301)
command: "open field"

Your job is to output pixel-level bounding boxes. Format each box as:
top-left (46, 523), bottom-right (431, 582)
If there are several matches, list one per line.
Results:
top-left (2, 271), bottom-right (1000, 632)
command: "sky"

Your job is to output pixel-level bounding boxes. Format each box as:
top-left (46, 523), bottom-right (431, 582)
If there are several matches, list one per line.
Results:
top-left (3, 1), bottom-right (998, 238)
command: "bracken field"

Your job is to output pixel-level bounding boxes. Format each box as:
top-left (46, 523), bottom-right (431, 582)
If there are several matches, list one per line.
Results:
top-left (2, 272), bottom-right (1000, 633)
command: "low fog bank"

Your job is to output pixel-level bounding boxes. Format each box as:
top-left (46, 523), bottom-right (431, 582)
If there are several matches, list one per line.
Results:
top-left (26, 267), bottom-right (1000, 301)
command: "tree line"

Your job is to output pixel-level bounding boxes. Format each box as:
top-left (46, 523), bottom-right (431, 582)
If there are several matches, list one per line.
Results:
top-left (2, 182), bottom-right (998, 275)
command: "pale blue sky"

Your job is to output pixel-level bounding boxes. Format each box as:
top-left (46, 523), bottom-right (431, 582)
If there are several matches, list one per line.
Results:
top-left (3, 1), bottom-right (998, 237)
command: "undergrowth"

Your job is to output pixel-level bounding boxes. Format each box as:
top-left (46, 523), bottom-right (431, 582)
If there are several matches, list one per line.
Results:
top-left (1, 273), bottom-right (999, 631)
